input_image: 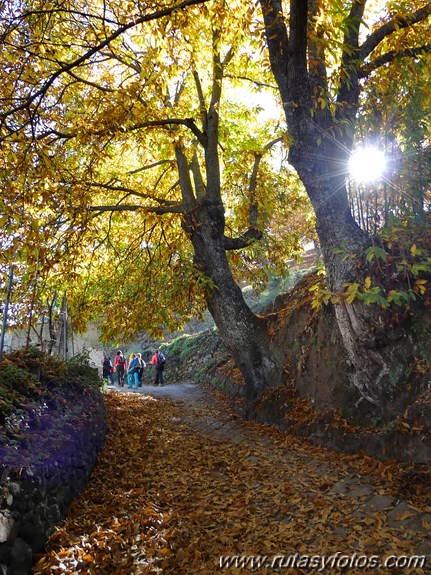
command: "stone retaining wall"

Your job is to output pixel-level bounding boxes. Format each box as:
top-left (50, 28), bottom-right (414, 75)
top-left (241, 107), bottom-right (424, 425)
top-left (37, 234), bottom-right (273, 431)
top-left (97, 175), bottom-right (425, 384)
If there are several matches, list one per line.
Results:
top-left (0, 386), bottom-right (106, 575)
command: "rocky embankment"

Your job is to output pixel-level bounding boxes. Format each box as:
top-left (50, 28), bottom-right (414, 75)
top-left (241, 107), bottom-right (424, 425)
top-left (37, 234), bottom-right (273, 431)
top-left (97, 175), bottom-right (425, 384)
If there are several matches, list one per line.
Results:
top-left (162, 275), bottom-right (431, 465)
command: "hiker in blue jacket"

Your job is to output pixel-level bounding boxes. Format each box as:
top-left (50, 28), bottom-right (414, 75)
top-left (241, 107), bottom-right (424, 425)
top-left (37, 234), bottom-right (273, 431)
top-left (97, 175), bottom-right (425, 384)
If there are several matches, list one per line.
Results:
top-left (127, 353), bottom-right (139, 389)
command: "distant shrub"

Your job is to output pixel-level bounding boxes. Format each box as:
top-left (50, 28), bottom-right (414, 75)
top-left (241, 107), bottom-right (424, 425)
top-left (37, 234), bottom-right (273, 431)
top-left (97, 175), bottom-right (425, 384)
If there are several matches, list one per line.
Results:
top-left (64, 349), bottom-right (100, 390)
top-left (254, 267), bottom-right (317, 312)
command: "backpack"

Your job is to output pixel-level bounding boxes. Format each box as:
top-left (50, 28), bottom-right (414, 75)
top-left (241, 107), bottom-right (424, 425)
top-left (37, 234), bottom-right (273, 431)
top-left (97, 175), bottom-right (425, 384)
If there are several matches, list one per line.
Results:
top-left (118, 355), bottom-right (126, 365)
top-left (157, 353), bottom-right (166, 366)
top-left (103, 357), bottom-right (112, 369)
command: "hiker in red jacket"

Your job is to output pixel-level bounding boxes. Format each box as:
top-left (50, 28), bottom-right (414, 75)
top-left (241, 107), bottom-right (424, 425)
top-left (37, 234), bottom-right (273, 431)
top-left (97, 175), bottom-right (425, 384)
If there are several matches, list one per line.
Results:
top-left (149, 349), bottom-right (165, 387)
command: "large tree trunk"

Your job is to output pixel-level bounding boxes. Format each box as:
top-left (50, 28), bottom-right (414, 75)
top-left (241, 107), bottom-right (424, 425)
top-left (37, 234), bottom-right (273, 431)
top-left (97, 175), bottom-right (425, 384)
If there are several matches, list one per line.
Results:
top-left (294, 156), bottom-right (368, 291)
top-left (183, 199), bottom-right (280, 408)
top-left (295, 158), bottom-right (396, 413)
top-left (174, 36), bottom-right (281, 409)
top-left (258, 0), bottom-right (420, 418)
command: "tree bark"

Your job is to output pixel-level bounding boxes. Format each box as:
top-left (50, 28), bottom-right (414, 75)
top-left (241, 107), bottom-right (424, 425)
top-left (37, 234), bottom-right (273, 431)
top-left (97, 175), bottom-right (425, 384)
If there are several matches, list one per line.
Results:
top-left (47, 294), bottom-right (57, 355)
top-left (291, 147), bottom-right (394, 411)
top-left (182, 199), bottom-right (280, 409)
top-left (173, 31), bottom-right (281, 409)
top-left (258, 0), bottom-right (429, 416)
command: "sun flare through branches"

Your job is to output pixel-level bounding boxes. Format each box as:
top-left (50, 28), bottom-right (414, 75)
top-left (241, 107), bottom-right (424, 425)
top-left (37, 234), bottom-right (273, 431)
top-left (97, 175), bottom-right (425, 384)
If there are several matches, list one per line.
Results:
top-left (348, 147), bottom-right (386, 183)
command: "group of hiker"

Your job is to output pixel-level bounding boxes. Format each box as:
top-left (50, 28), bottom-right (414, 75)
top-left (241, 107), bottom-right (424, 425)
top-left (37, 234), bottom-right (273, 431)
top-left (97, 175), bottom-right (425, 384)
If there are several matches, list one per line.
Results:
top-left (102, 349), bottom-right (166, 389)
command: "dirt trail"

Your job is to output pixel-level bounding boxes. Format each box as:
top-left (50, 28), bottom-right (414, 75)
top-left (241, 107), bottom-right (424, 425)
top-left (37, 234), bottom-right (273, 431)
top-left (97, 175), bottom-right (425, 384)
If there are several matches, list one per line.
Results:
top-left (34, 383), bottom-right (431, 574)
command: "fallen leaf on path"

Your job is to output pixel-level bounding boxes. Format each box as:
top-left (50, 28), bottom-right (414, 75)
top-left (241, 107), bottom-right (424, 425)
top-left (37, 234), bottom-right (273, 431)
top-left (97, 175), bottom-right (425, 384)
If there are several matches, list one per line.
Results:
top-left (34, 391), bottom-right (430, 574)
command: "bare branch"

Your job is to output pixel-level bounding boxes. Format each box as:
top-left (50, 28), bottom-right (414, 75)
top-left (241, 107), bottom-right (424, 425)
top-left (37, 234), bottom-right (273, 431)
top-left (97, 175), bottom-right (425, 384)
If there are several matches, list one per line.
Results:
top-left (129, 119), bottom-right (207, 148)
top-left (83, 182), bottom-right (152, 198)
top-left (36, 129), bottom-right (73, 141)
top-left (35, 118), bottom-right (207, 147)
top-left (128, 160), bottom-right (173, 175)
top-left (87, 204), bottom-right (184, 215)
top-left (14, 8), bottom-right (120, 28)
top-left (65, 69), bottom-right (115, 92)
top-left (224, 74), bottom-right (277, 90)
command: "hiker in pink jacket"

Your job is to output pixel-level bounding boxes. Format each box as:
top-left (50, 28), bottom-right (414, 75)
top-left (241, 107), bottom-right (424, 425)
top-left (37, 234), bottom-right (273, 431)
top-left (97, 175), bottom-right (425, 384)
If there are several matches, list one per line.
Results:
top-left (113, 350), bottom-right (127, 387)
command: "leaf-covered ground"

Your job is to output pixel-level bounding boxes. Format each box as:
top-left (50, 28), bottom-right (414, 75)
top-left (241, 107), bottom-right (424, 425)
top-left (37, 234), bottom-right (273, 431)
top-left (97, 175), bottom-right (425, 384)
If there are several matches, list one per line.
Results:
top-left (34, 387), bottom-right (431, 574)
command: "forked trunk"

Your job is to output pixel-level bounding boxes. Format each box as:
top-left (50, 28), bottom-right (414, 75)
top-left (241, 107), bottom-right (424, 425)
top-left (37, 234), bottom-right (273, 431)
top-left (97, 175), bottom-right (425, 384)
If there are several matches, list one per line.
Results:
top-left (183, 200), bottom-right (279, 408)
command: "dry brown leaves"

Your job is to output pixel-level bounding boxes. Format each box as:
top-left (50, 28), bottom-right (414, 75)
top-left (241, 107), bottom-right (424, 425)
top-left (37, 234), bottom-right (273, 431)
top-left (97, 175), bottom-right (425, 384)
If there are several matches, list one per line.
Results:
top-left (34, 391), bottom-right (429, 574)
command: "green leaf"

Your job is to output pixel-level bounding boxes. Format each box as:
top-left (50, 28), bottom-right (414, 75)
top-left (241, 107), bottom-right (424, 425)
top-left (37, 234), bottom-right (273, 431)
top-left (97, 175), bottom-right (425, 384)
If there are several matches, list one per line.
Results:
top-left (365, 246), bottom-right (388, 262)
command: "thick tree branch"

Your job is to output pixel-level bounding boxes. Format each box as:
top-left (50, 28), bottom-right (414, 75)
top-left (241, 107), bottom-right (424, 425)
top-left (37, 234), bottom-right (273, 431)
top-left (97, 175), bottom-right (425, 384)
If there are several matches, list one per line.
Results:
top-left (307, 0), bottom-right (330, 121)
top-left (359, 3), bottom-right (431, 60)
top-left (130, 119), bottom-right (207, 147)
top-left (344, 0), bottom-right (366, 48)
top-left (35, 118), bottom-right (207, 147)
top-left (83, 182), bottom-right (155, 198)
top-left (336, 0), bottom-right (366, 103)
top-left (36, 129), bottom-right (73, 141)
top-left (173, 76), bottom-right (187, 106)
top-left (224, 136), bottom-right (283, 250)
top-left (204, 27), bottom-right (224, 202)
top-left (359, 44), bottom-right (431, 78)
top-left (210, 28), bottom-right (224, 111)
top-left (223, 228), bottom-right (263, 250)
top-left (248, 153), bottom-right (262, 230)
top-left (190, 152), bottom-right (206, 200)
top-left (263, 135), bottom-right (284, 152)
top-left (333, 0), bottom-right (366, 145)
top-left (128, 160), bottom-right (173, 175)
top-left (175, 146), bottom-right (198, 210)
top-left (249, 136), bottom-right (283, 228)
top-left (222, 46), bottom-right (235, 68)
top-left (259, 0), bottom-right (290, 103)
top-left (288, 0), bottom-right (314, 147)
top-left (288, 0), bottom-right (308, 64)
top-left (193, 70), bottom-right (208, 133)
